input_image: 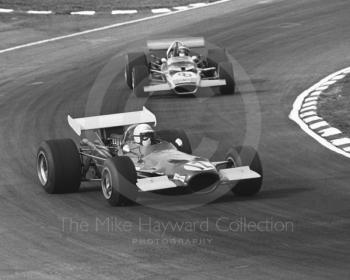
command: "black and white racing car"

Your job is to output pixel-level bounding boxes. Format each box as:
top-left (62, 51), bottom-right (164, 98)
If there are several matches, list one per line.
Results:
top-left (125, 37), bottom-right (235, 97)
top-left (36, 108), bottom-right (262, 206)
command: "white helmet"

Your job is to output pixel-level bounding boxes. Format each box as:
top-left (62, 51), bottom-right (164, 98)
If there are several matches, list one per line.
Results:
top-left (178, 45), bottom-right (190, 57)
top-left (133, 124), bottom-right (154, 146)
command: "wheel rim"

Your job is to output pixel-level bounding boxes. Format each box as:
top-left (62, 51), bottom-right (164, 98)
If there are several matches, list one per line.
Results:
top-left (101, 168), bottom-right (113, 199)
top-left (175, 138), bottom-right (183, 147)
top-left (125, 67), bottom-right (128, 84)
top-left (226, 156), bottom-right (237, 168)
top-left (37, 151), bottom-right (49, 185)
top-left (131, 71), bottom-right (135, 89)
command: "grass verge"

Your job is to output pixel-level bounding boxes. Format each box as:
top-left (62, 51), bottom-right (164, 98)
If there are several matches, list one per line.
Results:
top-left (317, 75), bottom-right (350, 135)
top-left (0, 0), bottom-right (215, 12)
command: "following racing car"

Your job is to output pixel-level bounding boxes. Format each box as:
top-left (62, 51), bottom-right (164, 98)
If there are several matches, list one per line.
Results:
top-left (125, 37), bottom-right (235, 97)
top-left (36, 107), bottom-right (262, 206)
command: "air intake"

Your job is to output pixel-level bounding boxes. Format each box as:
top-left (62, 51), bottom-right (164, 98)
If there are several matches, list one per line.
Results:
top-left (188, 172), bottom-right (220, 192)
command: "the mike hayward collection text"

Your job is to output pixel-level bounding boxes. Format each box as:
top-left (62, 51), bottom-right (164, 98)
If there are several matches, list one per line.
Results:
top-left (61, 216), bottom-right (294, 234)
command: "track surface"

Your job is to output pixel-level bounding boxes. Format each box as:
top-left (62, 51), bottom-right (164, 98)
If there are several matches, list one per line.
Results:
top-left (1, 0), bottom-right (350, 279)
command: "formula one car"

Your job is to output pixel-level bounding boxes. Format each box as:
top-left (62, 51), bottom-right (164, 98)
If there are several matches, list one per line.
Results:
top-left (36, 107), bottom-right (262, 206)
top-left (125, 37), bottom-right (235, 97)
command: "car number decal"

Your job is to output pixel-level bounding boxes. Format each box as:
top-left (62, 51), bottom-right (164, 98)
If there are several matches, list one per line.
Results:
top-left (184, 161), bottom-right (214, 171)
top-left (178, 72), bottom-right (193, 77)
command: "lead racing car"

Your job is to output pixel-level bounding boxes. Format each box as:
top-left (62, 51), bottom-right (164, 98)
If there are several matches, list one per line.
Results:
top-left (125, 37), bottom-right (235, 97)
top-left (36, 107), bottom-right (262, 206)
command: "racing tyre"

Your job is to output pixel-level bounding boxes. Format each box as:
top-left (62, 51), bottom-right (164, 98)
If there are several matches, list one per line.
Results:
top-left (125, 52), bottom-right (148, 89)
top-left (207, 48), bottom-right (227, 68)
top-left (132, 65), bottom-right (149, 98)
top-left (226, 146), bottom-right (263, 196)
top-left (156, 129), bottom-right (192, 154)
top-left (37, 139), bottom-right (81, 194)
top-left (218, 62), bottom-right (235, 95)
top-left (101, 156), bottom-right (138, 206)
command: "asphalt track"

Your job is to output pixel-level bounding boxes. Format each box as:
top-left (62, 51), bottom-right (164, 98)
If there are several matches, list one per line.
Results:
top-left (1, 0), bottom-right (350, 279)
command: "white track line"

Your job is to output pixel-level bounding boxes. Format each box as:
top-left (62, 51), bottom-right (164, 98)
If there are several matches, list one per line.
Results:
top-left (304, 96), bottom-right (318, 102)
top-left (302, 101), bottom-right (318, 107)
top-left (310, 91), bottom-right (322, 96)
top-left (0, 0), bottom-right (230, 55)
top-left (300, 111), bottom-right (316, 118)
top-left (189, 3), bottom-right (208, 7)
top-left (111, 10), bottom-right (138, 15)
top-left (332, 138), bottom-right (350, 146)
top-left (258, 0), bottom-right (275, 3)
top-left (289, 67), bottom-right (350, 158)
top-left (151, 8), bottom-right (172, 13)
top-left (319, 127), bottom-right (341, 137)
top-left (303, 116), bottom-right (322, 123)
top-left (71, 11), bottom-right (96, 15)
top-left (27, 10), bottom-right (52, 15)
top-left (309, 121), bottom-right (329, 130)
top-left (300, 106), bottom-right (317, 113)
top-left (173, 6), bottom-right (191, 11)
top-left (0, 8), bottom-right (14, 13)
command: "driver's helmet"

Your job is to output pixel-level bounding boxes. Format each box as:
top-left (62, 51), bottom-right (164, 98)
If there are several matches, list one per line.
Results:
top-left (178, 45), bottom-right (190, 57)
top-left (133, 124), bottom-right (155, 146)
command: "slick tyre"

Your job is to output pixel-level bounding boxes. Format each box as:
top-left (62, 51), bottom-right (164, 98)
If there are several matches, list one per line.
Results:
top-left (101, 156), bottom-right (138, 206)
top-left (125, 52), bottom-right (148, 89)
top-left (218, 62), bottom-right (235, 95)
top-left (37, 139), bottom-right (81, 194)
top-left (132, 65), bottom-right (149, 97)
top-left (157, 129), bottom-right (192, 154)
top-left (226, 146), bottom-right (263, 196)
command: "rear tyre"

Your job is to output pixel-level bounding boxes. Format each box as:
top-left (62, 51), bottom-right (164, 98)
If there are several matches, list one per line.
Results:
top-left (125, 52), bottom-right (148, 89)
top-left (101, 156), bottom-right (138, 206)
top-left (226, 146), bottom-right (263, 196)
top-left (218, 62), bottom-right (235, 95)
top-left (156, 129), bottom-right (192, 154)
top-left (132, 65), bottom-right (149, 97)
top-left (207, 48), bottom-right (227, 68)
top-left (37, 139), bottom-right (81, 194)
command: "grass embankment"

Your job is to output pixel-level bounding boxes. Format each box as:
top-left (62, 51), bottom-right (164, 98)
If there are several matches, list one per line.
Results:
top-left (318, 75), bottom-right (350, 135)
top-left (0, 0), bottom-right (214, 12)
top-left (0, 0), bottom-right (215, 52)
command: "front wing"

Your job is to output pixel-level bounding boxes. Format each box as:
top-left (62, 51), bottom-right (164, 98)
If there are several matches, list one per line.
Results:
top-left (136, 166), bottom-right (260, 192)
top-left (219, 166), bottom-right (261, 181)
top-left (143, 79), bottom-right (226, 92)
top-left (199, 79), bottom-right (226, 87)
top-left (137, 176), bottom-right (177, 191)
top-left (144, 83), bottom-right (172, 92)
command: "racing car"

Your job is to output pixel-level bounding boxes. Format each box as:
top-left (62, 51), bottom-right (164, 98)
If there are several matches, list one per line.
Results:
top-left (125, 37), bottom-right (235, 97)
top-left (36, 107), bottom-right (262, 206)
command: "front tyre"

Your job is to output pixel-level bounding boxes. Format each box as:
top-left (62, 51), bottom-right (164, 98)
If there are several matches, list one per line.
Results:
top-left (37, 139), bottom-right (81, 194)
top-left (226, 146), bottom-right (263, 196)
top-left (156, 129), bottom-right (192, 154)
top-left (101, 156), bottom-right (138, 206)
top-left (218, 62), bottom-right (235, 95)
top-left (132, 65), bottom-right (149, 98)
top-left (125, 52), bottom-right (148, 89)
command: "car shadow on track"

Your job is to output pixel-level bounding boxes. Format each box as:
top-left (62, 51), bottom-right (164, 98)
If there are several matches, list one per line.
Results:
top-left (210, 187), bottom-right (311, 205)
top-left (78, 184), bottom-right (311, 209)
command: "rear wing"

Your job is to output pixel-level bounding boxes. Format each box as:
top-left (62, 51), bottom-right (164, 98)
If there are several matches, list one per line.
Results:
top-left (68, 107), bottom-right (156, 136)
top-left (147, 37), bottom-right (205, 50)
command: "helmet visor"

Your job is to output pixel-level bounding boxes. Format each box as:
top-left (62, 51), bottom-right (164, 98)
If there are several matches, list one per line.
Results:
top-left (140, 132), bottom-right (154, 141)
